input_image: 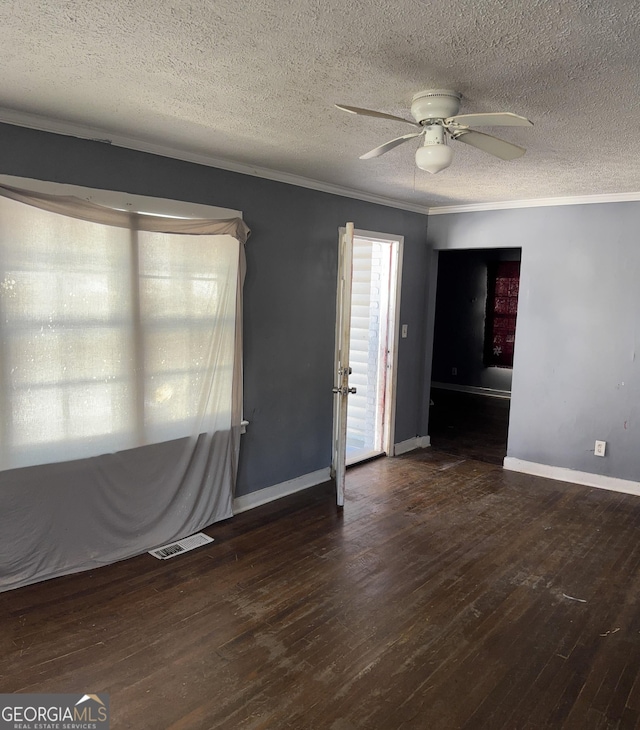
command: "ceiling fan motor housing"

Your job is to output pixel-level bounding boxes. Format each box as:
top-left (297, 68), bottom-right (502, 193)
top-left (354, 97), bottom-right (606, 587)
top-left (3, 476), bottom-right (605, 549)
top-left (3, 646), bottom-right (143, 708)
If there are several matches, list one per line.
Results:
top-left (411, 90), bottom-right (461, 123)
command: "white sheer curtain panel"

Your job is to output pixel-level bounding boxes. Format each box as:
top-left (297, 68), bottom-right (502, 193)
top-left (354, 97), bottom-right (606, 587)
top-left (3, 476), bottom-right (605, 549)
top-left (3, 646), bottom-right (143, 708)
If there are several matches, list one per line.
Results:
top-left (0, 186), bottom-right (250, 592)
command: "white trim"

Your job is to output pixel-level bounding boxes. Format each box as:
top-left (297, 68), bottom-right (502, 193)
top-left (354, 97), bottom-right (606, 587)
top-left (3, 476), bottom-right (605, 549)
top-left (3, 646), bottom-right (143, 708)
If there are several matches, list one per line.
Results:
top-left (346, 449), bottom-right (385, 467)
top-left (503, 457), bottom-right (640, 498)
top-left (428, 191), bottom-right (640, 215)
top-left (394, 436), bottom-right (430, 456)
top-left (431, 381), bottom-right (511, 399)
top-left (5, 108), bottom-right (640, 218)
top-left (385, 236), bottom-right (403, 457)
top-left (8, 108), bottom-right (639, 218)
top-left (0, 108), bottom-right (431, 216)
top-left (232, 467), bottom-right (331, 514)
top-left (352, 229), bottom-right (404, 245)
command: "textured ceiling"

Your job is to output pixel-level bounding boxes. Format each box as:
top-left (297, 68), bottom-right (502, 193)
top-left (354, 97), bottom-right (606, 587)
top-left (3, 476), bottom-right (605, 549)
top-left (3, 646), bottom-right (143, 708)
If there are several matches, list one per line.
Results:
top-left (1, 0), bottom-right (639, 209)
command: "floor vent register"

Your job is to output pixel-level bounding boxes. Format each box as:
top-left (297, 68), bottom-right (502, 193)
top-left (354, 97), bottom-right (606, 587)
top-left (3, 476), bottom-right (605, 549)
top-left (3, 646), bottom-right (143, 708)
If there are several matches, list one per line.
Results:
top-left (149, 532), bottom-right (214, 560)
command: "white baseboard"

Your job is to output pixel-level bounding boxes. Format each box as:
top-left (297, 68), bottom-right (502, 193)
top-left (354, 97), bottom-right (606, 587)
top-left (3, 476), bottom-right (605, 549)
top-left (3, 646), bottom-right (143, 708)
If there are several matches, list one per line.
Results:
top-left (503, 457), bottom-right (640, 497)
top-left (394, 436), bottom-right (431, 456)
top-left (431, 382), bottom-right (511, 399)
top-left (233, 467), bottom-right (332, 514)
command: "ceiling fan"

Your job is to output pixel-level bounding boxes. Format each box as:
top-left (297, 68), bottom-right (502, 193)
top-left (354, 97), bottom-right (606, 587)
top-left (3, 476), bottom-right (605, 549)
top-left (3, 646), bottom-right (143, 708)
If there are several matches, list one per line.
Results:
top-left (336, 90), bottom-right (533, 174)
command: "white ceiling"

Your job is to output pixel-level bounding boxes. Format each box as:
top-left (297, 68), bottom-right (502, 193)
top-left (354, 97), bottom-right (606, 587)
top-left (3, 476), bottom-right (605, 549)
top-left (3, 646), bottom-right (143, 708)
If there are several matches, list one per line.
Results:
top-left (1, 0), bottom-right (639, 211)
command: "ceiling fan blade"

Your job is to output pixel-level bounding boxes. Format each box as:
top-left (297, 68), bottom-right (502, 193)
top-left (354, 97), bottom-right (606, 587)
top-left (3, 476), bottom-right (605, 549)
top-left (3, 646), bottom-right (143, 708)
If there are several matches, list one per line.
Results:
top-left (446, 112), bottom-right (533, 128)
top-left (452, 129), bottom-right (526, 160)
top-left (359, 131), bottom-right (424, 159)
top-left (335, 104), bottom-right (419, 127)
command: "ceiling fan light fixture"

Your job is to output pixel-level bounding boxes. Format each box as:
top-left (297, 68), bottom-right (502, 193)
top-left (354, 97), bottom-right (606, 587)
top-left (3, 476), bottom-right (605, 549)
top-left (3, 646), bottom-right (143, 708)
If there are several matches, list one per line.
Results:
top-left (415, 143), bottom-right (454, 174)
top-left (415, 126), bottom-right (454, 174)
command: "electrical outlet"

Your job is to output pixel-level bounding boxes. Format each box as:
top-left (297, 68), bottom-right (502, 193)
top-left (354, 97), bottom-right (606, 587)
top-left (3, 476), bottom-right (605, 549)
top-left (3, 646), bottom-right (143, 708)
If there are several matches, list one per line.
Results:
top-left (594, 440), bottom-right (606, 457)
top-left (451, 367), bottom-right (457, 376)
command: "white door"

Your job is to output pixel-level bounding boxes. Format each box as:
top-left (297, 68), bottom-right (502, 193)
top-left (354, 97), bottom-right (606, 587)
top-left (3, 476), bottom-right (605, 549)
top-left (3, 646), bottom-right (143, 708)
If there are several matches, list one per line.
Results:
top-left (331, 223), bottom-right (355, 507)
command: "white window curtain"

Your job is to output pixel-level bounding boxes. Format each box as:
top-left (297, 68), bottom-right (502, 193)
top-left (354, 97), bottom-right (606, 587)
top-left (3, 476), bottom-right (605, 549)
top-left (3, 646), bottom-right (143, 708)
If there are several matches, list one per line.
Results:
top-left (0, 185), bottom-right (250, 592)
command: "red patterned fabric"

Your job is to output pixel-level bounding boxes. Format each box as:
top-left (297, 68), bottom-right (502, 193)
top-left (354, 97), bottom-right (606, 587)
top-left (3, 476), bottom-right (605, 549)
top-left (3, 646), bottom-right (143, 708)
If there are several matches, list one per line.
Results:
top-left (485, 261), bottom-right (520, 368)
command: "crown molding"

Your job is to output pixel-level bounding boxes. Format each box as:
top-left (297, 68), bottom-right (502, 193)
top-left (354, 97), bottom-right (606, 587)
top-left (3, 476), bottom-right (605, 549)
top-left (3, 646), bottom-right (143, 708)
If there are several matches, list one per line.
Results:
top-left (0, 107), bottom-right (432, 216)
top-left (427, 191), bottom-right (640, 215)
top-left (3, 108), bottom-right (639, 219)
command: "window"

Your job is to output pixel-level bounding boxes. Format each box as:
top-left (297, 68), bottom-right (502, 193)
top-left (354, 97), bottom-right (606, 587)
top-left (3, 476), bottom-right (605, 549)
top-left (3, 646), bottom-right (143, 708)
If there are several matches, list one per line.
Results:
top-left (484, 260), bottom-right (520, 368)
top-left (0, 185), bottom-right (251, 592)
top-left (138, 231), bottom-right (237, 446)
top-left (0, 194), bottom-right (240, 470)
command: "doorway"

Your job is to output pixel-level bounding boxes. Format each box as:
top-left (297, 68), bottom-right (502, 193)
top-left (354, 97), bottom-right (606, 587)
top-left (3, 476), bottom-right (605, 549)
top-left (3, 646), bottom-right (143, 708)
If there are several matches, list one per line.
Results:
top-left (345, 232), bottom-right (402, 465)
top-left (428, 248), bottom-right (521, 465)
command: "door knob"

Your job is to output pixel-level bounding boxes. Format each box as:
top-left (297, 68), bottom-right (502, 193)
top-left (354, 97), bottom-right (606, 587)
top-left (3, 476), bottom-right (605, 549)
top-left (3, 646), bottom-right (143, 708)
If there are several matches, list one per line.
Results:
top-left (332, 386), bottom-right (357, 395)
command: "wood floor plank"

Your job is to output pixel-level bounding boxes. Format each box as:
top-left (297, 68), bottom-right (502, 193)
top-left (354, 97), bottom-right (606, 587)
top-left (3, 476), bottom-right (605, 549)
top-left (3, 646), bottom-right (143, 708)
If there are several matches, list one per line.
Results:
top-left (3, 449), bottom-right (640, 729)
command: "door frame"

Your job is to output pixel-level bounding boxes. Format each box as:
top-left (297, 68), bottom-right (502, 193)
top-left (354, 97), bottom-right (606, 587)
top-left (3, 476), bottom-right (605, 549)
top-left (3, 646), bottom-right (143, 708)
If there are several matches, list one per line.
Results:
top-left (426, 246), bottom-right (522, 456)
top-left (337, 227), bottom-right (404, 461)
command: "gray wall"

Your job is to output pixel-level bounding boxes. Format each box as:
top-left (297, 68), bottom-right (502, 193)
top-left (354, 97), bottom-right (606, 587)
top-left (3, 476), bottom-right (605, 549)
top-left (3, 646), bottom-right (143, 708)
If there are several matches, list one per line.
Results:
top-left (426, 204), bottom-right (640, 483)
top-left (431, 248), bottom-right (520, 392)
top-left (0, 123), bottom-right (429, 497)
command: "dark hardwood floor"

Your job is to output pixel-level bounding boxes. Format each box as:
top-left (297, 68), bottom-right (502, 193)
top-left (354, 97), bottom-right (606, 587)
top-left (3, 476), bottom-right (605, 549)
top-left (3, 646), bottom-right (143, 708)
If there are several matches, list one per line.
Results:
top-left (3, 451), bottom-right (640, 729)
top-left (429, 387), bottom-right (511, 465)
